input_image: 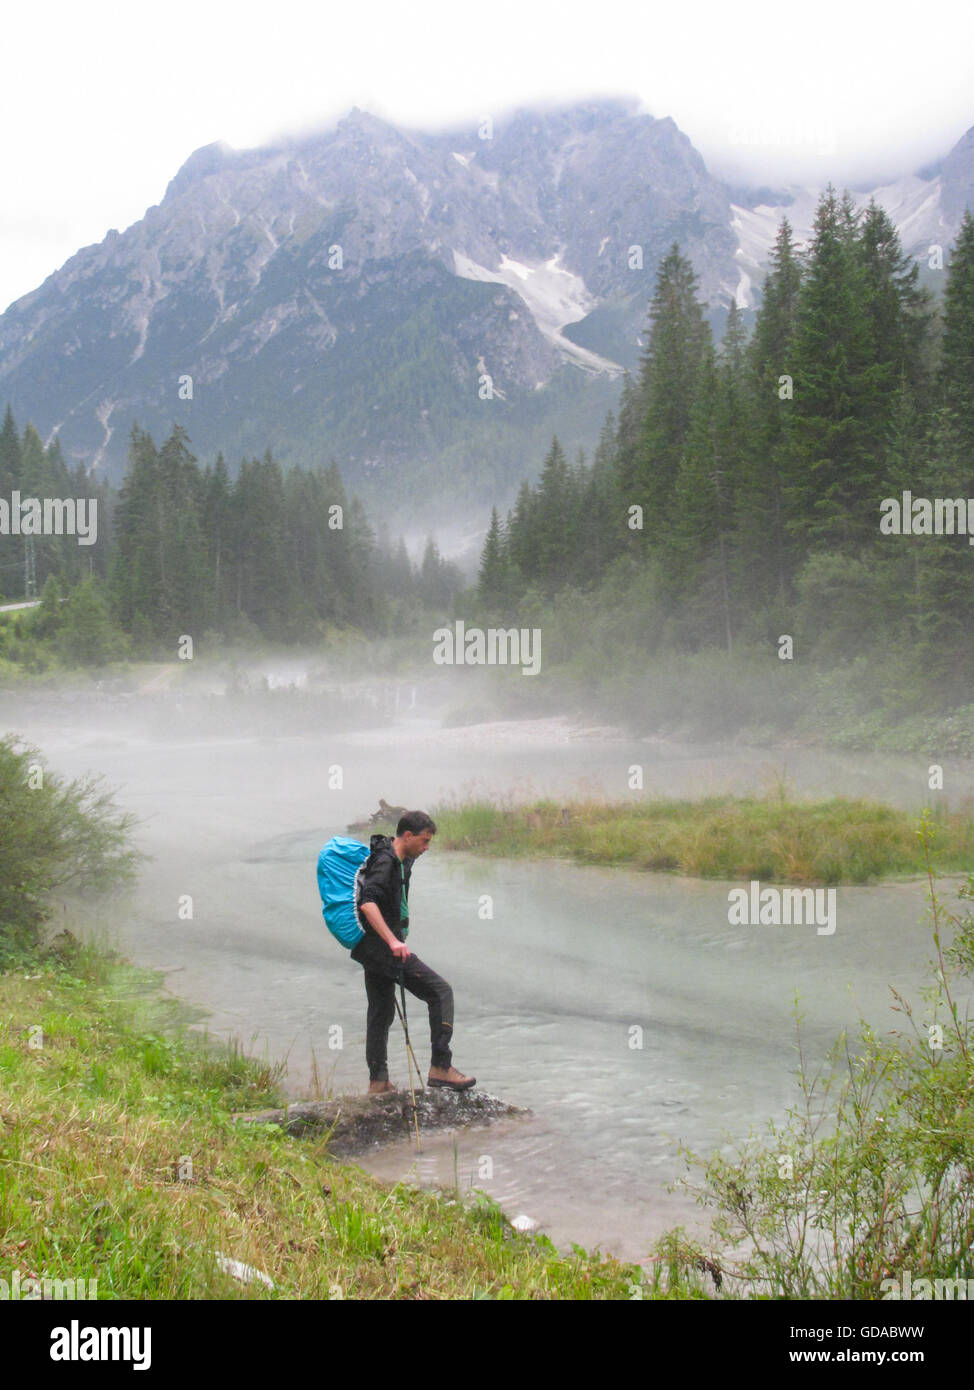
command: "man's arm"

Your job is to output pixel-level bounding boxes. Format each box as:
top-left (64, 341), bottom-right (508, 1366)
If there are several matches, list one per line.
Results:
top-left (359, 901), bottom-right (410, 960)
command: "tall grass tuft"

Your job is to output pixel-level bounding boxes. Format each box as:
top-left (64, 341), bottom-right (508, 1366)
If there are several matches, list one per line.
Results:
top-left (433, 792), bottom-right (974, 884)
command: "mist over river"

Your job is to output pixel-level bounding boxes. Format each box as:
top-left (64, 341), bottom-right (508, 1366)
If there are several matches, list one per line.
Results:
top-left (3, 681), bottom-right (971, 1262)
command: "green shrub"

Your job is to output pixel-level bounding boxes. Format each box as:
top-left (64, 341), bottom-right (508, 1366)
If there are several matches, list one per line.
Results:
top-left (666, 811), bottom-right (974, 1298)
top-left (0, 735), bottom-right (140, 956)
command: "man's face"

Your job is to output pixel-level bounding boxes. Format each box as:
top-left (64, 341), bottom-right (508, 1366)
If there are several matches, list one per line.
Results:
top-left (402, 829), bottom-right (433, 858)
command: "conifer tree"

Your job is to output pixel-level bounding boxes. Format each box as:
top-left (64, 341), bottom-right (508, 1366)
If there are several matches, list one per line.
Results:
top-left (231, 451), bottom-right (291, 633)
top-left (736, 218), bottom-right (803, 604)
top-left (339, 494), bottom-right (380, 628)
top-left (664, 341), bottom-right (736, 650)
top-left (109, 425), bottom-right (209, 643)
top-left (203, 452), bottom-right (233, 628)
top-left (152, 426), bottom-right (210, 638)
top-left (576, 410), bottom-right (622, 581)
top-left (478, 506), bottom-right (506, 604)
top-left (623, 244), bottom-right (712, 539)
top-left (417, 536), bottom-right (459, 609)
top-left (612, 372), bottom-right (644, 537)
top-left (0, 405), bottom-right (22, 597)
top-left (941, 208), bottom-right (974, 455)
top-left (0, 405), bottom-right (20, 489)
top-left (506, 479), bottom-right (539, 585)
top-left (858, 199), bottom-right (933, 405)
top-left (533, 436), bottom-right (573, 590)
top-left (904, 209), bottom-right (974, 692)
top-left (315, 461), bottom-right (355, 624)
top-left (35, 573), bottom-right (64, 639)
top-left (109, 425), bottom-right (159, 633)
top-left (783, 186), bottom-right (882, 548)
top-left (388, 536), bottom-right (415, 595)
top-left (17, 424), bottom-right (61, 590)
top-left (57, 576), bottom-right (121, 667)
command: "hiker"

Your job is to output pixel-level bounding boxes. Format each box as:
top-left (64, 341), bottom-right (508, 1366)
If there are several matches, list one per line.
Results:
top-left (351, 810), bottom-right (475, 1096)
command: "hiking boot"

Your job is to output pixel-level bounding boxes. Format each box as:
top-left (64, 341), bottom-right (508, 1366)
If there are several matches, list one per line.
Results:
top-left (368, 1079), bottom-right (396, 1096)
top-left (427, 1066), bottom-right (476, 1091)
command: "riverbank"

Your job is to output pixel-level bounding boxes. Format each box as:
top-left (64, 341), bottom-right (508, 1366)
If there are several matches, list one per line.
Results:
top-left (431, 792), bottom-right (974, 885)
top-left (0, 936), bottom-right (686, 1300)
top-left (7, 632), bottom-right (974, 763)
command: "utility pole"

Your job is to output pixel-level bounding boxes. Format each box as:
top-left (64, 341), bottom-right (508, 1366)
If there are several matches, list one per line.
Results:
top-left (24, 535), bottom-right (37, 599)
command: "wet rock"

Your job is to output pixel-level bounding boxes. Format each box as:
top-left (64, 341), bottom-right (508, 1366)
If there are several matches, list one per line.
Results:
top-left (233, 1088), bottom-right (530, 1156)
top-left (346, 798), bottom-right (408, 834)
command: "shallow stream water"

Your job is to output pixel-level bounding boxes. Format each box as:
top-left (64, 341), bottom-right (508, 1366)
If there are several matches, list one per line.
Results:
top-left (4, 693), bottom-right (969, 1262)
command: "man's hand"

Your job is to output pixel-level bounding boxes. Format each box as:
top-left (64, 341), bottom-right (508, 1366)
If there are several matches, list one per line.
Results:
top-left (360, 901), bottom-right (411, 960)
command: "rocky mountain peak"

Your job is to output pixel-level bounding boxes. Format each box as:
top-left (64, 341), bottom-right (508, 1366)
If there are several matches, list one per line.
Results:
top-left (1, 99), bottom-right (972, 520)
top-left (163, 140), bottom-right (238, 202)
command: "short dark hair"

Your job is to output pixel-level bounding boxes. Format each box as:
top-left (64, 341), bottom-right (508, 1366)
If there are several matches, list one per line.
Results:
top-left (397, 810), bottom-right (437, 836)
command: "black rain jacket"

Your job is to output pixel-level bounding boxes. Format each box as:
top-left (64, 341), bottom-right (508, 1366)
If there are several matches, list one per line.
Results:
top-left (356, 834), bottom-right (411, 941)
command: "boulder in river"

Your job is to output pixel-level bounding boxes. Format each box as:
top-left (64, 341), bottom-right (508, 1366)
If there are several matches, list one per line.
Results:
top-left (346, 798), bottom-right (409, 835)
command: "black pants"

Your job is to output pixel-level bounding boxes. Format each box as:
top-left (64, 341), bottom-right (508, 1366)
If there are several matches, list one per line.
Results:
top-left (350, 933), bottom-right (454, 1079)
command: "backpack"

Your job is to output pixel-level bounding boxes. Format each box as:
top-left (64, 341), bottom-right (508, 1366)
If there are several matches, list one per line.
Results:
top-left (316, 836), bottom-right (369, 948)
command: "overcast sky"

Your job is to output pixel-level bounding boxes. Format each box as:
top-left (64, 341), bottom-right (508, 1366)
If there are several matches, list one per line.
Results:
top-left (2, 0), bottom-right (973, 313)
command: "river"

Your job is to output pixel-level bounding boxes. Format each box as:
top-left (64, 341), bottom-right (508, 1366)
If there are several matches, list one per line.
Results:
top-left (3, 687), bottom-right (969, 1263)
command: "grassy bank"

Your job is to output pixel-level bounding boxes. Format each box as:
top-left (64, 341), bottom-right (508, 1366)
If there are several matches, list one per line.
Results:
top-left (0, 936), bottom-right (676, 1300)
top-left (431, 792), bottom-right (974, 885)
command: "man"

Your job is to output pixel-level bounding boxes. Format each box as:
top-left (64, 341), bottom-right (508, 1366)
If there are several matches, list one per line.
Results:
top-left (351, 809), bottom-right (475, 1095)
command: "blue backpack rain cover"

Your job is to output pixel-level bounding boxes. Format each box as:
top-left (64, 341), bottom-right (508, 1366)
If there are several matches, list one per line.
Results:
top-left (317, 836), bottom-right (369, 948)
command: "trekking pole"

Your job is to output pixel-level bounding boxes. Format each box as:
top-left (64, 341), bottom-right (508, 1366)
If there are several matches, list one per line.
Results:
top-left (395, 969), bottom-right (422, 1152)
top-left (393, 964), bottom-right (425, 1085)
top-left (394, 993), bottom-right (425, 1086)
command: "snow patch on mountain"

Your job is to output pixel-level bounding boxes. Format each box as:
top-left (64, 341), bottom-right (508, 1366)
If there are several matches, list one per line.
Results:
top-left (452, 248), bottom-right (623, 375)
top-left (866, 174), bottom-right (951, 253)
top-left (91, 400), bottom-right (118, 470)
top-left (731, 172), bottom-right (953, 288)
top-left (731, 194), bottom-right (817, 270)
top-left (129, 313), bottom-right (150, 363)
top-left (403, 165), bottom-right (432, 217)
top-left (724, 258), bottom-right (752, 309)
